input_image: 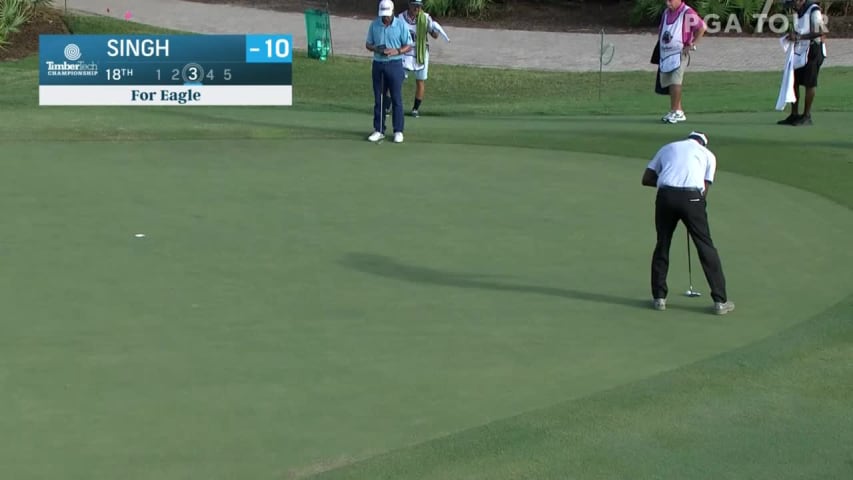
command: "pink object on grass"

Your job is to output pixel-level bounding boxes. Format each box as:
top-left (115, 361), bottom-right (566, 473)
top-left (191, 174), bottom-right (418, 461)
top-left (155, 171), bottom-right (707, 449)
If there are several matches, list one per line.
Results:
top-left (124, 11), bottom-right (133, 20)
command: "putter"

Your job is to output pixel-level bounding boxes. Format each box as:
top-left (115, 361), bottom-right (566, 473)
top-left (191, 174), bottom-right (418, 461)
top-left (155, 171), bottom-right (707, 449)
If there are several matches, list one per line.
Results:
top-left (685, 235), bottom-right (701, 297)
top-left (376, 74), bottom-right (385, 144)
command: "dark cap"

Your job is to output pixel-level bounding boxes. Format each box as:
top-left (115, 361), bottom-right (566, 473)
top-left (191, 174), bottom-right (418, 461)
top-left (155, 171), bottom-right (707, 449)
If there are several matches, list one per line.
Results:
top-left (687, 131), bottom-right (708, 146)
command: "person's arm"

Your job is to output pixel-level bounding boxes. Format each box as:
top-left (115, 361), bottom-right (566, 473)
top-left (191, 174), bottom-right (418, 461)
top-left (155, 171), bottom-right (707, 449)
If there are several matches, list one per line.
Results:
top-left (428, 16), bottom-right (439, 39)
top-left (803, 8), bottom-right (827, 40)
top-left (401, 23), bottom-right (414, 53)
top-left (383, 23), bottom-right (413, 56)
top-left (642, 169), bottom-right (659, 187)
top-left (685, 10), bottom-right (706, 52)
top-left (691, 23), bottom-right (706, 48)
top-left (642, 151), bottom-right (662, 187)
top-left (366, 25), bottom-right (376, 52)
top-left (788, 9), bottom-right (827, 41)
top-left (704, 152), bottom-right (717, 198)
top-left (383, 44), bottom-right (411, 55)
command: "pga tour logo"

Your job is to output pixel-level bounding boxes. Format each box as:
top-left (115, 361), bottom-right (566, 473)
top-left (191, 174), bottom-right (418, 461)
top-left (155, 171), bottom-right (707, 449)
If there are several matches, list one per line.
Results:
top-left (698, 0), bottom-right (830, 34)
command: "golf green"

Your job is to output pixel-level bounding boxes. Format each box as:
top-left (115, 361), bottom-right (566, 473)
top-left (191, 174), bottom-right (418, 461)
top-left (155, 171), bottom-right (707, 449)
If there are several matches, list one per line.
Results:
top-left (1, 138), bottom-right (850, 478)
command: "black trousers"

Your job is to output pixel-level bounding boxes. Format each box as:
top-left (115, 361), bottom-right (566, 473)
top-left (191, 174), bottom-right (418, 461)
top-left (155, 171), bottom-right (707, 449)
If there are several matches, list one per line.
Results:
top-left (651, 187), bottom-right (728, 303)
top-left (794, 44), bottom-right (824, 88)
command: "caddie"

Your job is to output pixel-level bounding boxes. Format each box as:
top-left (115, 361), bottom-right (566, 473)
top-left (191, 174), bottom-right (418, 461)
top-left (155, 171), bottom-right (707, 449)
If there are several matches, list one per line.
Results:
top-left (777, 0), bottom-right (827, 126)
top-left (656, 0), bottom-right (706, 124)
top-left (397, 0), bottom-right (439, 117)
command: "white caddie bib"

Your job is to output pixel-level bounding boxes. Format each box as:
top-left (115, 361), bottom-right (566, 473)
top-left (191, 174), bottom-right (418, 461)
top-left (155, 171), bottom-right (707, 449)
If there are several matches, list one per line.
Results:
top-left (399, 11), bottom-right (426, 71)
top-left (793, 4), bottom-right (820, 69)
top-left (659, 7), bottom-right (686, 73)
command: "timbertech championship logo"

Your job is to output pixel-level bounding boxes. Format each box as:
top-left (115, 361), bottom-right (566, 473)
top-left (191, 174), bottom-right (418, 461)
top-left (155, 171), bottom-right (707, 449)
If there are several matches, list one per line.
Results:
top-left (44, 43), bottom-right (99, 77)
top-left (696, 0), bottom-right (831, 34)
top-left (64, 43), bottom-right (81, 60)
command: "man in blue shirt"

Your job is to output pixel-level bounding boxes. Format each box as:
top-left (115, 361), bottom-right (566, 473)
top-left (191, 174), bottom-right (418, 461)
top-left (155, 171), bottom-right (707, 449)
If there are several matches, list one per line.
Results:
top-left (366, 0), bottom-right (413, 143)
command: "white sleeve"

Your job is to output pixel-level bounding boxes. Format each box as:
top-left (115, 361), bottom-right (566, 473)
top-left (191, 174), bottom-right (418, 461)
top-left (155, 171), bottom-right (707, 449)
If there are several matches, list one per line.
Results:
top-left (647, 149), bottom-right (663, 172)
top-left (428, 15), bottom-right (438, 32)
top-left (704, 151), bottom-right (717, 184)
top-left (811, 9), bottom-right (824, 35)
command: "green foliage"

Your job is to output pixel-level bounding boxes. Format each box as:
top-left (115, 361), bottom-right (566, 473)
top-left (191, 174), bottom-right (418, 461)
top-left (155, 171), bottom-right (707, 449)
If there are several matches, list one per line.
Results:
top-left (727, 0), bottom-right (775, 32)
top-left (0, 0), bottom-right (30, 48)
top-left (824, 0), bottom-right (853, 15)
top-left (0, 0), bottom-right (53, 49)
top-left (694, 0), bottom-right (736, 20)
top-left (630, 0), bottom-right (666, 26)
top-left (631, 0), bottom-right (790, 32)
top-left (425, 0), bottom-right (452, 16)
top-left (424, 0), bottom-right (491, 17)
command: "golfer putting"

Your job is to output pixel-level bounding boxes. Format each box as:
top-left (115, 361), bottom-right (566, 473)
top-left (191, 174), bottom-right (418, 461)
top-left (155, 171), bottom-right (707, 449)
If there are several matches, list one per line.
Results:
top-left (641, 131), bottom-right (735, 315)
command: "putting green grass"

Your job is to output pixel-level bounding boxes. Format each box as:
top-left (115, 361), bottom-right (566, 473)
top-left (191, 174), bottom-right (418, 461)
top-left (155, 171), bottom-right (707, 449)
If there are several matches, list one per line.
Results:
top-left (1, 12), bottom-right (852, 480)
top-left (2, 133), bottom-right (851, 479)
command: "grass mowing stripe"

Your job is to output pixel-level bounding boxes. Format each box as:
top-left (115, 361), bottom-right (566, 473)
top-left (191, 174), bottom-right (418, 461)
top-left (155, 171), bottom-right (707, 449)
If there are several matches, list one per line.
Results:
top-left (310, 295), bottom-right (853, 480)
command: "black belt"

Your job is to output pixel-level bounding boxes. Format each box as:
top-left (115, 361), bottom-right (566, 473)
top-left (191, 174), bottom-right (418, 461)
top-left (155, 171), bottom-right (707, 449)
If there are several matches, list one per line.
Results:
top-left (660, 185), bottom-right (702, 192)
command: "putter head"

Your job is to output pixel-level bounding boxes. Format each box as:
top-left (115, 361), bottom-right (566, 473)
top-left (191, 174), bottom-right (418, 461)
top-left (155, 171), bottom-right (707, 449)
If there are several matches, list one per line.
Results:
top-left (685, 289), bottom-right (701, 297)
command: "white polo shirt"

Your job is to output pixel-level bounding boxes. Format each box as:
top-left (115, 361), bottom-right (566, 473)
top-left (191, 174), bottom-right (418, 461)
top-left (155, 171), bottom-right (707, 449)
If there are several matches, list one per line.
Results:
top-left (647, 139), bottom-right (716, 192)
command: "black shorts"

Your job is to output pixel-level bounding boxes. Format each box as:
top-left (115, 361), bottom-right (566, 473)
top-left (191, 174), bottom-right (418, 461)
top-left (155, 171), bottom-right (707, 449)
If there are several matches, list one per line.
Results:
top-left (794, 44), bottom-right (825, 88)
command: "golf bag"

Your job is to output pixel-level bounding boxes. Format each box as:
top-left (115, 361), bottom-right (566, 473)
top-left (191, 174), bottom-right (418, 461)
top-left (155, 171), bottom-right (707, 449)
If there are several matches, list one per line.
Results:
top-left (651, 40), bottom-right (669, 95)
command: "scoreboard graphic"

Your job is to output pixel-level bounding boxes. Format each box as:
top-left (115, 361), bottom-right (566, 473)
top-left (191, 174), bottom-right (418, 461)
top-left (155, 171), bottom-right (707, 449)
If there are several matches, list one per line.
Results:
top-left (39, 34), bottom-right (293, 106)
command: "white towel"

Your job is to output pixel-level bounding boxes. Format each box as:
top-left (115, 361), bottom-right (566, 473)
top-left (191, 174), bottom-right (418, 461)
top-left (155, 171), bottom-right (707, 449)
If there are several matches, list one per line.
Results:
top-left (402, 54), bottom-right (425, 71)
top-left (776, 36), bottom-right (797, 111)
top-left (433, 22), bottom-right (450, 42)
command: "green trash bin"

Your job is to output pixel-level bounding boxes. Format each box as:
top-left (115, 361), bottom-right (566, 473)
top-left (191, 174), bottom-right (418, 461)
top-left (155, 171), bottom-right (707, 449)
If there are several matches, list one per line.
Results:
top-left (305, 8), bottom-right (332, 61)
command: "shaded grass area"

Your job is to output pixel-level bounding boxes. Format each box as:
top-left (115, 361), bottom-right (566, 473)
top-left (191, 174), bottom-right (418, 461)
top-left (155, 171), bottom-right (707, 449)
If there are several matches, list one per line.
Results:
top-left (2, 13), bottom-right (849, 207)
top-left (312, 294), bottom-right (853, 480)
